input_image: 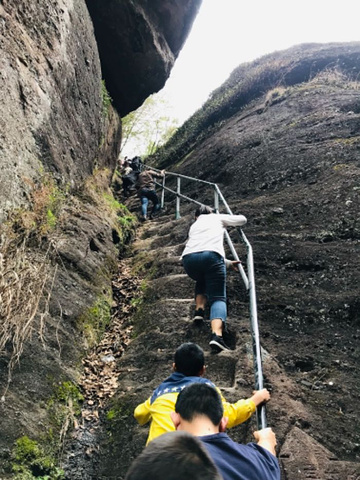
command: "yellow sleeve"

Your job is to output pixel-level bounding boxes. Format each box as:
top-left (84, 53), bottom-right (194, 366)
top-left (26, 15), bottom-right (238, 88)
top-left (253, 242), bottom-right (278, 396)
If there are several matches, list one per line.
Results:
top-left (217, 388), bottom-right (256, 428)
top-left (134, 397), bottom-right (152, 425)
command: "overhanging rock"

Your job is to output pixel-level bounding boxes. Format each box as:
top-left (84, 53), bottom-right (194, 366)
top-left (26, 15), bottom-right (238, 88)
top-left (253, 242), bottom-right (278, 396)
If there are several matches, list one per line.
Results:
top-left (85, 0), bottom-right (202, 116)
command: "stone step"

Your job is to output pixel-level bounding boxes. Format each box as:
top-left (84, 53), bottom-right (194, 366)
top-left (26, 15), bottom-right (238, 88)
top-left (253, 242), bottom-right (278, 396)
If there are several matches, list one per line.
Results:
top-left (279, 427), bottom-right (360, 479)
top-left (146, 273), bottom-right (194, 299)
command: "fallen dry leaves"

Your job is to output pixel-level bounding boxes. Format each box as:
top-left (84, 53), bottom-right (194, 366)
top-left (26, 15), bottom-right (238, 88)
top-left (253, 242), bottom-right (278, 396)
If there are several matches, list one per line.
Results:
top-left (78, 259), bottom-right (141, 425)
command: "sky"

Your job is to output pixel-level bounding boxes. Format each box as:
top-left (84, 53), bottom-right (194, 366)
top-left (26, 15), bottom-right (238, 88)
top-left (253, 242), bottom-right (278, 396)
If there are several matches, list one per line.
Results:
top-left (122, 0), bottom-right (360, 157)
top-left (160, 0), bottom-right (360, 123)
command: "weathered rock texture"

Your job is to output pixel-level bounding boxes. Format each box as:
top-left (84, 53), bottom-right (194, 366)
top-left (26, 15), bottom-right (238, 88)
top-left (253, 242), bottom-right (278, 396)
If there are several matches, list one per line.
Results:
top-left (107, 43), bottom-right (360, 479)
top-left (85, 0), bottom-right (202, 116)
top-left (0, 0), bottom-right (201, 476)
top-left (0, 0), bottom-right (201, 220)
top-left (0, 0), bottom-right (114, 222)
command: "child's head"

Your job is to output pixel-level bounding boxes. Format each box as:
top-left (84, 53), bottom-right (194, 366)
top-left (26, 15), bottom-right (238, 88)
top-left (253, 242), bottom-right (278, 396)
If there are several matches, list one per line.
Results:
top-left (125, 431), bottom-right (221, 480)
top-left (175, 383), bottom-right (224, 427)
top-left (174, 343), bottom-right (205, 376)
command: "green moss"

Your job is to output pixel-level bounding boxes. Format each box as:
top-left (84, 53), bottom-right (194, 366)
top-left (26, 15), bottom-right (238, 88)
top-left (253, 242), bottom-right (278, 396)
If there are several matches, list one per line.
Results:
top-left (106, 398), bottom-right (134, 424)
top-left (77, 294), bottom-right (112, 347)
top-left (130, 251), bottom-right (156, 278)
top-left (103, 192), bottom-right (123, 211)
top-left (101, 80), bottom-right (112, 118)
top-left (46, 380), bottom-right (84, 434)
top-left (12, 436), bottom-right (64, 479)
top-left (102, 192), bottom-right (137, 245)
top-left (130, 296), bottom-right (143, 308)
top-left (46, 209), bottom-right (57, 229)
top-left (117, 214), bottom-right (136, 230)
top-left (49, 381), bottom-right (84, 416)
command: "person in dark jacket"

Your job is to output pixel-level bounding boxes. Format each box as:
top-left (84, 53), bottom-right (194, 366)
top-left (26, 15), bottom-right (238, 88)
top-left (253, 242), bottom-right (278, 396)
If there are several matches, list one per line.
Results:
top-left (172, 383), bottom-right (280, 480)
top-left (121, 160), bottom-right (137, 197)
top-left (130, 156), bottom-right (142, 174)
top-left (137, 168), bottom-right (165, 221)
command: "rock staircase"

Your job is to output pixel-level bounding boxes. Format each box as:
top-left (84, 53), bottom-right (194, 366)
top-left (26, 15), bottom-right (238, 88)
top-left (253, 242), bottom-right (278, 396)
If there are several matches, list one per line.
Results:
top-left (97, 210), bottom-right (360, 480)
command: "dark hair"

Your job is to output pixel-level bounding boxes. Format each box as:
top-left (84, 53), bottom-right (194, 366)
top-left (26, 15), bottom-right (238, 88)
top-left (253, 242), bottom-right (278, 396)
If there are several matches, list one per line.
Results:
top-left (175, 383), bottom-right (224, 426)
top-left (125, 431), bottom-right (222, 480)
top-left (195, 205), bottom-right (214, 218)
top-left (174, 343), bottom-right (205, 376)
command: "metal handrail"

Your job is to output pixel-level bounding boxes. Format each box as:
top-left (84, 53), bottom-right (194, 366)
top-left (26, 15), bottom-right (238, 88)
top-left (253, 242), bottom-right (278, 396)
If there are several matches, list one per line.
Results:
top-left (142, 164), bottom-right (266, 429)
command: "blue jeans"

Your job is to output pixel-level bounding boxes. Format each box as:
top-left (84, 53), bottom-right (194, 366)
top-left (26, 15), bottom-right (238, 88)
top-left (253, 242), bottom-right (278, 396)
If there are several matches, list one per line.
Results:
top-left (182, 251), bottom-right (227, 323)
top-left (140, 188), bottom-right (160, 217)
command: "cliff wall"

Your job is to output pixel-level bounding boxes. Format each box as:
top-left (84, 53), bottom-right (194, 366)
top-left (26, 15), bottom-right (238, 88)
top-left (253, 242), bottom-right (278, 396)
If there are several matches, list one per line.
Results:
top-left (0, 0), bottom-right (201, 475)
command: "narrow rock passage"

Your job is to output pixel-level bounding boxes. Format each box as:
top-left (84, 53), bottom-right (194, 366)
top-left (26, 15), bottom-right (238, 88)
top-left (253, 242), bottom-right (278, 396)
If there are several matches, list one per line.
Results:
top-left (62, 259), bottom-right (141, 479)
top-left (94, 213), bottom-right (267, 477)
top-left (93, 211), bottom-right (360, 479)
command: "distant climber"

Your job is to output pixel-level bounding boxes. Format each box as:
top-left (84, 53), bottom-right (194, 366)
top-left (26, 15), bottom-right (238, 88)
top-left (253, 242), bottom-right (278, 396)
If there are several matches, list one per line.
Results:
top-left (134, 342), bottom-right (270, 445)
top-left (137, 168), bottom-right (165, 221)
top-left (121, 160), bottom-right (137, 197)
top-left (172, 383), bottom-right (280, 480)
top-left (130, 156), bottom-right (142, 174)
top-left (181, 205), bottom-right (247, 352)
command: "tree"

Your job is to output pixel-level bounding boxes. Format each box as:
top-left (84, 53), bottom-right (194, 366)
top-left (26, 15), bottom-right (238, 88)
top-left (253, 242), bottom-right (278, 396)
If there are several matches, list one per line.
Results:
top-left (120, 94), bottom-right (179, 158)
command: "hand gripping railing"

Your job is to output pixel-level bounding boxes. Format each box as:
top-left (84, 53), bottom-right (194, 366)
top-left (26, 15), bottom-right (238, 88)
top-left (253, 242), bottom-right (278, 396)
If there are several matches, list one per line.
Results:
top-left (143, 165), bottom-right (267, 429)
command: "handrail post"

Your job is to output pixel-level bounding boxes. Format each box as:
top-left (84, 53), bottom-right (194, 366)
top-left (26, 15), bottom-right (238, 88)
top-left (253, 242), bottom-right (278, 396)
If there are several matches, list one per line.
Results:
top-left (175, 176), bottom-right (181, 219)
top-left (161, 175), bottom-right (165, 209)
top-left (214, 187), bottom-right (219, 213)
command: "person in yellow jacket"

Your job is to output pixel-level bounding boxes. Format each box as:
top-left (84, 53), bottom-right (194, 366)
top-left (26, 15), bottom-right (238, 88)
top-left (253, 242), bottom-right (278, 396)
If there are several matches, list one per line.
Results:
top-left (134, 343), bottom-right (270, 445)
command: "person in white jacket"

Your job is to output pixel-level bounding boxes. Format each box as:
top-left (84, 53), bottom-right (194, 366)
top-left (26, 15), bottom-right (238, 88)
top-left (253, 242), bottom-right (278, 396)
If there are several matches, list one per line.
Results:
top-left (181, 205), bottom-right (247, 352)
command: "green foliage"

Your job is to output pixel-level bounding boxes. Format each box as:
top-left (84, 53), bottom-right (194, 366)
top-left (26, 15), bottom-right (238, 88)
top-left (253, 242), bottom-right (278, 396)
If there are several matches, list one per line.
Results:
top-left (46, 209), bottom-right (57, 229)
top-left (101, 80), bottom-right (112, 117)
top-left (49, 381), bottom-right (84, 416)
top-left (12, 174), bottom-right (65, 236)
top-left (117, 214), bottom-right (136, 229)
top-left (130, 296), bottom-right (143, 308)
top-left (12, 436), bottom-right (64, 479)
top-left (37, 380), bottom-right (84, 474)
top-left (103, 192), bottom-right (123, 211)
top-left (121, 94), bottom-right (179, 157)
top-left (77, 294), bottom-right (112, 347)
top-left (102, 192), bottom-right (137, 244)
top-left (44, 380), bottom-right (83, 461)
top-left (106, 398), bottom-right (134, 425)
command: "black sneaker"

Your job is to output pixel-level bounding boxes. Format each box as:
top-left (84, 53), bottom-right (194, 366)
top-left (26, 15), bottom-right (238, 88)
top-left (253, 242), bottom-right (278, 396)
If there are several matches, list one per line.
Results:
top-left (150, 209), bottom-right (161, 220)
top-left (209, 333), bottom-right (230, 352)
top-left (193, 308), bottom-right (205, 325)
